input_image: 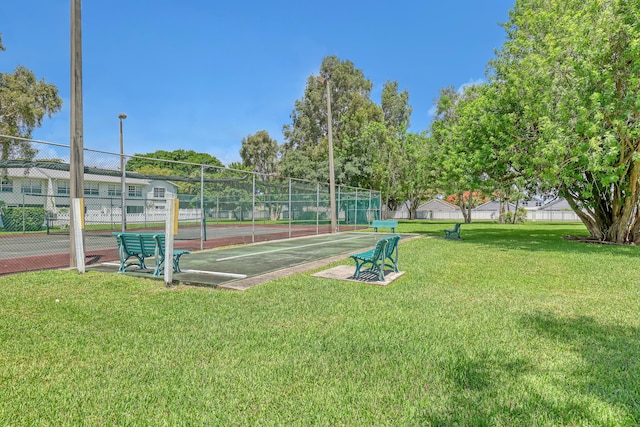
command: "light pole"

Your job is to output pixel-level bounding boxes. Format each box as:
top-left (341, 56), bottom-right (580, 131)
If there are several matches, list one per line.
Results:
top-left (317, 76), bottom-right (337, 233)
top-left (119, 113), bottom-right (127, 231)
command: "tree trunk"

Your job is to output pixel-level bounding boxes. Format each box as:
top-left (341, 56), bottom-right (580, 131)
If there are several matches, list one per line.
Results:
top-left (562, 159), bottom-right (640, 244)
top-left (458, 191), bottom-right (473, 224)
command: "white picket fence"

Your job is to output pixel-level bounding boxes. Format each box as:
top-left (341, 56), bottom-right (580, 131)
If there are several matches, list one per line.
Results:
top-left (50, 208), bottom-right (203, 227)
top-left (386, 209), bottom-right (581, 222)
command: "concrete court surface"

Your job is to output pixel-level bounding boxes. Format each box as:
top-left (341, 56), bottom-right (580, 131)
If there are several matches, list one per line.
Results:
top-left (88, 232), bottom-right (418, 290)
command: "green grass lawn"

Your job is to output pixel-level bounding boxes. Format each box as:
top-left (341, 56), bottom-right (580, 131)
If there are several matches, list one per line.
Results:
top-left (1, 222), bottom-right (639, 425)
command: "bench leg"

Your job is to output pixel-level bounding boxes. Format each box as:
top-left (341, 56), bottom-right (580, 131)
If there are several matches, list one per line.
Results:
top-left (351, 258), bottom-right (386, 281)
top-left (118, 252), bottom-right (145, 273)
top-left (173, 251), bottom-right (189, 273)
top-left (373, 264), bottom-right (384, 281)
top-left (154, 251), bottom-right (190, 277)
top-left (352, 259), bottom-right (365, 279)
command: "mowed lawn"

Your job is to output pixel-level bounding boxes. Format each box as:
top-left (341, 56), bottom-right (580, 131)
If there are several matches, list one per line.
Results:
top-left (1, 222), bottom-right (639, 425)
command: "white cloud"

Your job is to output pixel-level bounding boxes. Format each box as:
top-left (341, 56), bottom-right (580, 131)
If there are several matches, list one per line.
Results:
top-left (457, 78), bottom-right (486, 93)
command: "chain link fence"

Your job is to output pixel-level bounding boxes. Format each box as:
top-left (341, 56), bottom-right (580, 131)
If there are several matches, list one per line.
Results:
top-left (0, 136), bottom-right (381, 274)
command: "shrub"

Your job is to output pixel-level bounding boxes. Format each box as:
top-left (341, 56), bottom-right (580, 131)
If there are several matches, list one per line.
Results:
top-left (1, 207), bottom-right (45, 232)
top-left (500, 207), bottom-right (527, 224)
top-left (297, 211), bottom-right (318, 221)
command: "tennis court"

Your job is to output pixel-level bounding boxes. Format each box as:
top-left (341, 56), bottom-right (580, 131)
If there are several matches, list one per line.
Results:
top-left (89, 232), bottom-right (410, 290)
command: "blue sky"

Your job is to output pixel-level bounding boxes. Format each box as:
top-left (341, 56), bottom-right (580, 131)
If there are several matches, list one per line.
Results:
top-left (2, 1), bottom-right (513, 166)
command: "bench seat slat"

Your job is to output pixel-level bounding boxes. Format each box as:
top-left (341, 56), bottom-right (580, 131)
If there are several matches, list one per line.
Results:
top-left (371, 219), bottom-right (398, 233)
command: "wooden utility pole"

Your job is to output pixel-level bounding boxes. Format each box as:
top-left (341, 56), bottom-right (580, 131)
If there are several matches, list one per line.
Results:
top-left (70, 0), bottom-right (84, 267)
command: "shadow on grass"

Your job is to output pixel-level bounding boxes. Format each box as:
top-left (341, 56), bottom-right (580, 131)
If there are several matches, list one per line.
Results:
top-left (417, 312), bottom-right (639, 425)
top-left (522, 312), bottom-right (640, 422)
top-left (417, 349), bottom-right (537, 425)
top-left (407, 222), bottom-right (640, 259)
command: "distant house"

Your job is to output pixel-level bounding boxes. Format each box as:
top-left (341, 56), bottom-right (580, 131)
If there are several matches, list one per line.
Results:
top-left (520, 199), bottom-right (545, 211)
top-left (382, 202), bottom-right (410, 219)
top-left (416, 199), bottom-right (460, 220)
top-left (472, 200), bottom-right (518, 220)
top-left (540, 198), bottom-right (573, 210)
top-left (532, 198), bottom-right (580, 221)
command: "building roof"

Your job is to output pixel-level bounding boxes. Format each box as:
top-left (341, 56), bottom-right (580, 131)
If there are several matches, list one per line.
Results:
top-left (417, 198), bottom-right (460, 211)
top-left (3, 167), bottom-right (151, 185)
top-left (474, 200), bottom-right (517, 211)
top-left (539, 197), bottom-right (573, 211)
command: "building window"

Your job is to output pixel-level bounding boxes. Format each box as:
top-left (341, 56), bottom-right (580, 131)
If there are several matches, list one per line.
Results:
top-left (153, 187), bottom-right (165, 198)
top-left (107, 184), bottom-right (121, 197)
top-left (21, 180), bottom-right (42, 195)
top-left (56, 181), bottom-right (70, 195)
top-left (128, 185), bottom-right (142, 198)
top-left (84, 182), bottom-right (100, 196)
top-left (0, 177), bottom-right (13, 193)
top-left (127, 205), bottom-right (144, 214)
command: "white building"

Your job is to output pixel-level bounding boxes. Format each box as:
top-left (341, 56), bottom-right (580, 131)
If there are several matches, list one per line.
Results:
top-left (0, 163), bottom-right (178, 217)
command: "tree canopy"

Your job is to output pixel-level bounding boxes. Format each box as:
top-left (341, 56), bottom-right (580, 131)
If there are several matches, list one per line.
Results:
top-left (240, 130), bottom-right (279, 177)
top-left (127, 149), bottom-right (225, 194)
top-left (485, 0), bottom-right (640, 242)
top-left (281, 56), bottom-right (383, 188)
top-left (0, 38), bottom-right (62, 160)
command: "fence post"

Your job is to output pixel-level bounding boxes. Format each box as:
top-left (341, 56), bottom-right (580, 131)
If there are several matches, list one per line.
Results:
top-left (164, 194), bottom-right (176, 286)
top-left (337, 186), bottom-right (341, 232)
top-left (200, 165), bottom-right (205, 250)
top-left (316, 183), bottom-right (320, 235)
top-left (22, 194), bottom-right (25, 233)
top-left (252, 173), bottom-right (256, 244)
top-left (354, 188), bottom-right (358, 230)
top-left (288, 178), bottom-right (292, 239)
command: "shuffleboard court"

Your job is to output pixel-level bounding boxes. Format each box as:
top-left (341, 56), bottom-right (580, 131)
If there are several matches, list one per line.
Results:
top-left (90, 232), bottom-right (409, 290)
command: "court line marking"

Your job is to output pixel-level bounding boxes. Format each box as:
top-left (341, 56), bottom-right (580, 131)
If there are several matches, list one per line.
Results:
top-left (99, 262), bottom-right (247, 279)
top-left (216, 234), bottom-right (372, 262)
top-left (181, 269), bottom-right (247, 279)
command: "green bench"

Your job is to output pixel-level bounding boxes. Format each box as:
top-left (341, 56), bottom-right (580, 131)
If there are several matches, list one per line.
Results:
top-left (444, 223), bottom-right (462, 240)
top-left (349, 234), bottom-right (400, 281)
top-left (113, 232), bottom-right (190, 277)
top-left (371, 219), bottom-right (398, 233)
top-left (152, 234), bottom-right (190, 276)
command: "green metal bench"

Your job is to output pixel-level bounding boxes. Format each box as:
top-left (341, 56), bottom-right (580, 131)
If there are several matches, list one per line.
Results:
top-left (383, 234), bottom-right (400, 273)
top-left (444, 223), bottom-right (462, 240)
top-left (152, 234), bottom-right (190, 277)
top-left (113, 232), bottom-right (190, 276)
top-left (113, 232), bottom-right (157, 273)
top-left (371, 219), bottom-right (398, 233)
top-left (350, 234), bottom-right (400, 281)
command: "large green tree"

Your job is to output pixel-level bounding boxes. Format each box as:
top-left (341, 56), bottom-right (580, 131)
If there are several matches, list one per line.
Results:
top-left (488, 0), bottom-right (640, 243)
top-left (377, 81), bottom-right (413, 212)
top-left (381, 80), bottom-right (411, 132)
top-left (240, 130), bottom-right (279, 177)
top-left (430, 85), bottom-right (489, 223)
top-left (0, 36), bottom-right (62, 160)
top-left (400, 132), bottom-right (436, 219)
top-left (240, 130), bottom-right (282, 220)
top-left (127, 149), bottom-right (224, 194)
top-left (281, 55), bottom-right (383, 188)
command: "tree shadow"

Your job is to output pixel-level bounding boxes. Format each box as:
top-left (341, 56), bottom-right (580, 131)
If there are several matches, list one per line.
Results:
top-left (414, 223), bottom-right (640, 259)
top-left (416, 313), bottom-right (640, 425)
top-left (521, 311), bottom-right (640, 421)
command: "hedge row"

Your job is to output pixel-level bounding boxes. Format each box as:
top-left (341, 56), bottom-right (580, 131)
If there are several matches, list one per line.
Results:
top-left (1, 207), bottom-right (45, 232)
